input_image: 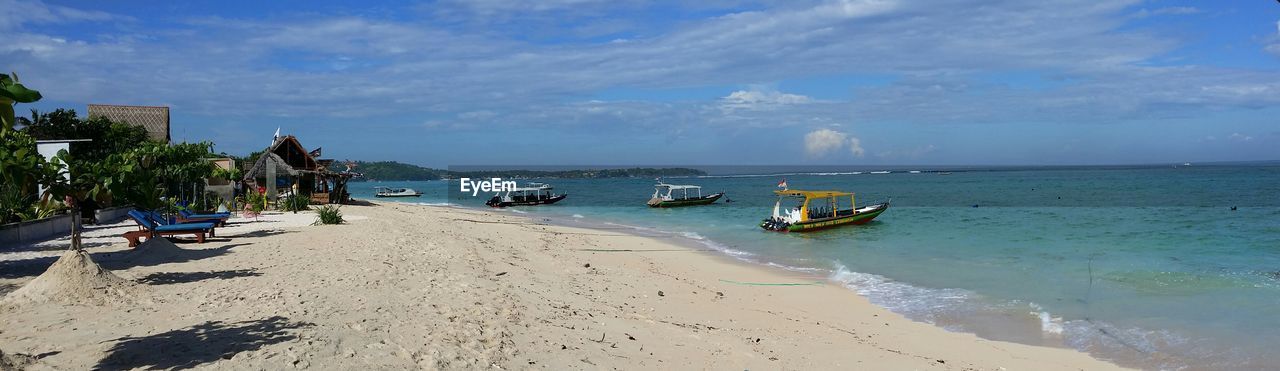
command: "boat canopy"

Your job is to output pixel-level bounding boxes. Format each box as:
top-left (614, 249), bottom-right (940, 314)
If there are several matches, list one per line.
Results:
top-left (510, 183), bottom-right (553, 192)
top-left (655, 183), bottom-right (701, 190)
top-left (773, 190), bottom-right (852, 198)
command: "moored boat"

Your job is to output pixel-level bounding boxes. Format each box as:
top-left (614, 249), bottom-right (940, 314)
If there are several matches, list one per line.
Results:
top-left (374, 187), bottom-right (423, 198)
top-left (486, 183), bottom-right (566, 207)
top-left (647, 183), bottom-right (723, 208)
top-left (760, 188), bottom-right (889, 232)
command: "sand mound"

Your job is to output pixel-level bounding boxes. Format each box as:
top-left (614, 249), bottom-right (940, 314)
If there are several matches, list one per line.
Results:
top-left (113, 238), bottom-right (223, 267)
top-left (118, 238), bottom-right (190, 264)
top-left (0, 349), bottom-right (36, 371)
top-left (0, 249), bottom-right (138, 307)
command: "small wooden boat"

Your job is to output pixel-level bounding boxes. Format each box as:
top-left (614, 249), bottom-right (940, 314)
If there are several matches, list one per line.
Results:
top-left (647, 183), bottom-right (723, 208)
top-left (374, 187), bottom-right (422, 198)
top-left (760, 188), bottom-right (889, 232)
top-left (485, 183), bottom-right (566, 207)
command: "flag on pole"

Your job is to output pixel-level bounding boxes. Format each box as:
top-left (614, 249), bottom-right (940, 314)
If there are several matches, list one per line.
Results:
top-left (272, 127), bottom-right (281, 146)
top-left (777, 179), bottom-right (788, 189)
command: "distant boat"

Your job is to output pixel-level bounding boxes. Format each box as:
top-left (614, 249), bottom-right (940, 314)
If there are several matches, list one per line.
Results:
top-left (909, 170), bottom-right (921, 174)
top-left (647, 183), bottom-right (723, 208)
top-left (486, 183), bottom-right (566, 207)
top-left (1183, 162), bottom-right (1192, 166)
top-left (760, 187), bottom-right (889, 232)
top-left (870, 171), bottom-right (890, 174)
top-left (374, 187), bottom-right (422, 198)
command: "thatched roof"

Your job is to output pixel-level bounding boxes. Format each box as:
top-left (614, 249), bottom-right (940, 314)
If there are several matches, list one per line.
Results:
top-left (245, 152), bottom-right (303, 179)
top-left (243, 135), bottom-right (326, 180)
top-left (87, 104), bottom-right (170, 142)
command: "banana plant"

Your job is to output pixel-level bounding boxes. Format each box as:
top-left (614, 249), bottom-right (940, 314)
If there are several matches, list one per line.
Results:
top-left (1, 72), bottom-right (43, 131)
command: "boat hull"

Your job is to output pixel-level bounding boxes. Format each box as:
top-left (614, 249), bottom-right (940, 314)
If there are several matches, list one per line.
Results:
top-left (647, 193), bottom-right (723, 208)
top-left (375, 193), bottom-right (422, 198)
top-left (761, 202), bottom-right (889, 232)
top-left (486, 194), bottom-right (567, 208)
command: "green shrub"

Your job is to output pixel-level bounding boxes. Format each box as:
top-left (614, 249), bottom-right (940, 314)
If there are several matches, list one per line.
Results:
top-left (243, 191), bottom-right (266, 213)
top-left (280, 194), bottom-right (310, 213)
top-left (314, 205), bottom-right (343, 225)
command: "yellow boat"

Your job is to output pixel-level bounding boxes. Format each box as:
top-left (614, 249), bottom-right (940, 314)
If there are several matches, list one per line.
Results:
top-left (760, 189), bottom-right (889, 232)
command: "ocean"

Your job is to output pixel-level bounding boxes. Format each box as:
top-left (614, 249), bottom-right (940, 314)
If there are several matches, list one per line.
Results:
top-left (346, 164), bottom-right (1280, 370)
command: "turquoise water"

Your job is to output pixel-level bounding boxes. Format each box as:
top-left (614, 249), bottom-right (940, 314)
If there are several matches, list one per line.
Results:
top-left (347, 165), bottom-right (1280, 369)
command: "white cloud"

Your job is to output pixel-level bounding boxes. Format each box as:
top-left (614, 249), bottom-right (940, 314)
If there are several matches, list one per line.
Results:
top-left (805, 129), bottom-right (847, 157)
top-left (720, 88), bottom-right (814, 112)
top-left (0, 0), bottom-right (126, 30)
top-left (1229, 133), bottom-right (1254, 142)
top-left (848, 136), bottom-right (865, 157)
top-left (803, 128), bottom-right (867, 158)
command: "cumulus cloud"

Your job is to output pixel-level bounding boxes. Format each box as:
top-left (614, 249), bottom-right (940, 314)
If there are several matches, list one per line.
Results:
top-left (848, 136), bottom-right (865, 157)
top-left (1229, 133), bottom-right (1254, 142)
top-left (804, 128), bottom-right (865, 158)
top-left (805, 129), bottom-right (847, 157)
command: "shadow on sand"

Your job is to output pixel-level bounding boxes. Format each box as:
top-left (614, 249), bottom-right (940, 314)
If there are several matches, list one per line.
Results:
top-left (230, 229), bottom-right (293, 239)
top-left (135, 269), bottom-right (262, 285)
top-left (95, 316), bottom-right (311, 370)
top-left (0, 240), bottom-right (245, 279)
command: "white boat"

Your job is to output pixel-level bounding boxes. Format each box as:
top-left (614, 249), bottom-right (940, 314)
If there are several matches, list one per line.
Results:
top-left (647, 183), bottom-right (723, 207)
top-left (374, 187), bottom-right (422, 198)
top-left (485, 183), bottom-right (567, 207)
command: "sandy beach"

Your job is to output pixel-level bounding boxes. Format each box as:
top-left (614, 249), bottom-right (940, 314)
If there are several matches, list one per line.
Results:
top-left (0, 202), bottom-right (1126, 370)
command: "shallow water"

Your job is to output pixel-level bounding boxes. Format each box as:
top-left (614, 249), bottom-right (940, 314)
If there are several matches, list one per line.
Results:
top-left (348, 164), bottom-right (1280, 369)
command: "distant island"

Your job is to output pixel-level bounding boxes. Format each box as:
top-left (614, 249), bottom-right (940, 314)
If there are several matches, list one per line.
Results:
top-left (331, 161), bottom-right (706, 181)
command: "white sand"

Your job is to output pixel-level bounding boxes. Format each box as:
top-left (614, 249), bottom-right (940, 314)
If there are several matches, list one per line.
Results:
top-left (0, 202), bottom-right (1127, 369)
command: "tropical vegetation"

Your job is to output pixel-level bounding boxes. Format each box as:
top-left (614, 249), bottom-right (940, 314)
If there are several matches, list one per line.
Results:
top-left (1, 73), bottom-right (220, 224)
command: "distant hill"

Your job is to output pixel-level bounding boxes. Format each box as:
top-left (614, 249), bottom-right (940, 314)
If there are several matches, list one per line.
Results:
top-left (334, 161), bottom-right (444, 181)
top-left (331, 161), bottom-right (706, 181)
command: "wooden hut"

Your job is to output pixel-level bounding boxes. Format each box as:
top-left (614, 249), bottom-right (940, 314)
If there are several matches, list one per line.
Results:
top-left (243, 135), bottom-right (353, 204)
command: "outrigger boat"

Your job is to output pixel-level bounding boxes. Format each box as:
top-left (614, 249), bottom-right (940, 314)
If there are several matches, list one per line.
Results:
top-left (647, 183), bottom-right (723, 208)
top-left (374, 186), bottom-right (423, 198)
top-left (760, 189), bottom-right (889, 232)
top-left (485, 182), bottom-right (567, 207)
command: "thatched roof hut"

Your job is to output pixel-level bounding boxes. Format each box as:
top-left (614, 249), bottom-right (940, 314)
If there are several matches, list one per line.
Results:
top-left (244, 135), bottom-right (353, 204)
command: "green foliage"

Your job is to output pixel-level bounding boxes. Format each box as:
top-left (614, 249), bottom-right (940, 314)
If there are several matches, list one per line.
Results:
top-left (0, 129), bottom-right (65, 222)
top-left (314, 205), bottom-right (343, 225)
top-left (212, 165), bottom-right (242, 181)
top-left (1, 72), bottom-right (42, 130)
top-left (20, 109), bottom-right (152, 164)
top-left (74, 141), bottom-right (216, 209)
top-left (279, 194), bottom-right (310, 213)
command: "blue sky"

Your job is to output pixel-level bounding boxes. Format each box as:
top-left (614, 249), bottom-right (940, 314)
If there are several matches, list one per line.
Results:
top-left (4, 0), bottom-right (1279, 166)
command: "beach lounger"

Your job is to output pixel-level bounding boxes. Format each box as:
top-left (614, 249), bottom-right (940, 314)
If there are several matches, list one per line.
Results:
top-left (123, 210), bottom-right (217, 247)
top-left (176, 209), bottom-right (231, 226)
top-left (146, 211), bottom-right (222, 236)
